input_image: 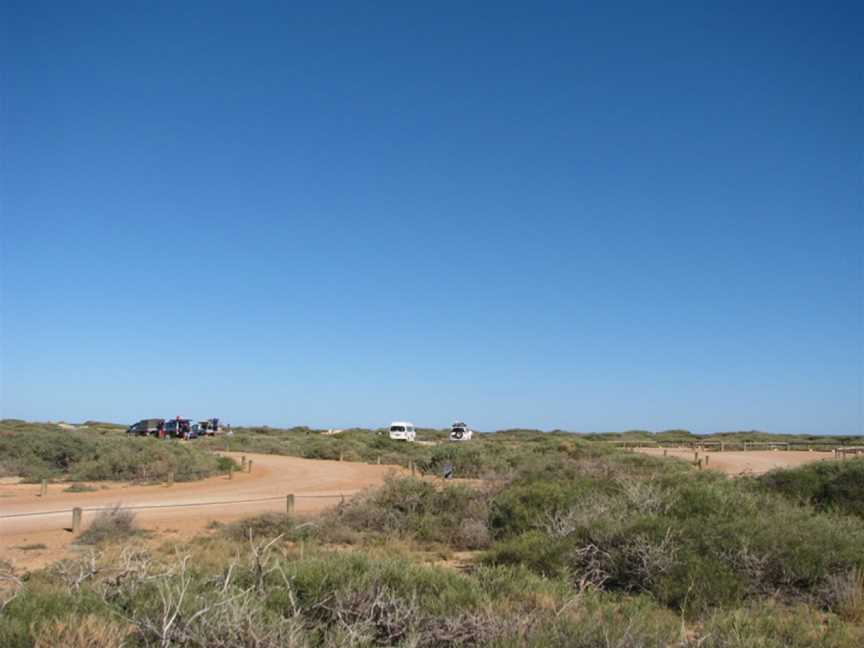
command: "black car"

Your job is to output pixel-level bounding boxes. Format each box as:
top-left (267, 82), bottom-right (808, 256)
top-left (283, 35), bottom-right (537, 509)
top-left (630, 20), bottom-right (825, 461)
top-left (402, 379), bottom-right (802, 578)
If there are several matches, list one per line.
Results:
top-left (126, 418), bottom-right (165, 436)
top-left (164, 418), bottom-right (193, 439)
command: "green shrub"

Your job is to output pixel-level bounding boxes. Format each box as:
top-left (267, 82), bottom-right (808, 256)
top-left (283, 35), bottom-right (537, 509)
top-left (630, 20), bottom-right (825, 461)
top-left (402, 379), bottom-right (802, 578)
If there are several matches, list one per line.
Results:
top-left (487, 469), bottom-right (864, 615)
top-left (758, 459), bottom-right (864, 517)
top-left (484, 531), bottom-right (572, 577)
top-left (314, 476), bottom-right (493, 549)
top-left (489, 479), bottom-right (598, 539)
top-left (223, 513), bottom-right (296, 541)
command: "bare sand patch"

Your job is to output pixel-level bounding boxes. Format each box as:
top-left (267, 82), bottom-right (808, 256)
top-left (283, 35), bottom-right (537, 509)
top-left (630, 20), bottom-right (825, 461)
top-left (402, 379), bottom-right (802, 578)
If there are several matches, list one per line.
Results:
top-left (635, 447), bottom-right (834, 476)
top-left (0, 453), bottom-right (405, 569)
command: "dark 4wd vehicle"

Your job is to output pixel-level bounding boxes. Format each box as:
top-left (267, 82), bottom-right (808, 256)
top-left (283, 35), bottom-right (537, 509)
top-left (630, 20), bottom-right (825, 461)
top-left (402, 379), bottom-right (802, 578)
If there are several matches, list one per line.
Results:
top-left (164, 418), bottom-right (193, 439)
top-left (127, 419), bottom-right (165, 436)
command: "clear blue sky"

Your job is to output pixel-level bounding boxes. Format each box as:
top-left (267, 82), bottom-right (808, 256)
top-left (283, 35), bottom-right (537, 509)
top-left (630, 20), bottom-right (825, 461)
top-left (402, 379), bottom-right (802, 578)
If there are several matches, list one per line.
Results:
top-left (1, 2), bottom-right (861, 434)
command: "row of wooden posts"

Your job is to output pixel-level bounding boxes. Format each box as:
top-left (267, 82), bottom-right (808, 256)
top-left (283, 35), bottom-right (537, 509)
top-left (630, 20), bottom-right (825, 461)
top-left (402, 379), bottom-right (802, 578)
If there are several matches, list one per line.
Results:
top-left (54, 451), bottom-right (426, 537)
top-left (165, 456), bottom-right (256, 485)
top-left (657, 448), bottom-right (710, 469)
top-left (37, 458), bottom-right (259, 496)
top-left (64, 490), bottom-right (317, 536)
top-left (224, 448), bottom-right (387, 467)
top-left (624, 442), bottom-right (860, 454)
top-left (834, 448), bottom-right (864, 460)
top-left (653, 447), bottom-right (863, 463)
top-left (228, 456), bottom-right (253, 480)
top-left (41, 457), bottom-right (419, 500)
top-left (660, 447), bottom-right (864, 466)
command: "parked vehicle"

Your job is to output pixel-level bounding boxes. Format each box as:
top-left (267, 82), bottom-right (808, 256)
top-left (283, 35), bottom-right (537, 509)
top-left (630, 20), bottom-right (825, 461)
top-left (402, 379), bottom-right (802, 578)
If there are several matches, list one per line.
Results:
top-left (164, 417), bottom-right (193, 439)
top-left (126, 418), bottom-right (165, 436)
top-left (449, 421), bottom-right (473, 442)
top-left (127, 415), bottom-right (227, 440)
top-left (389, 421), bottom-right (416, 442)
top-left (197, 418), bottom-right (223, 436)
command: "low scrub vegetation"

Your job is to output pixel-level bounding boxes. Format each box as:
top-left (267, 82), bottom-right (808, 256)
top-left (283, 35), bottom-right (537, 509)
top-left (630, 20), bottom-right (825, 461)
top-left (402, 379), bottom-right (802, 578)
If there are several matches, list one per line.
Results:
top-left (486, 472), bottom-right (864, 614)
top-left (308, 476), bottom-right (493, 549)
top-left (0, 420), bottom-right (235, 483)
top-left (3, 423), bottom-right (864, 645)
top-left (757, 458), bottom-right (864, 517)
top-left (200, 426), bottom-right (623, 478)
top-left (3, 539), bottom-right (863, 647)
top-left (583, 428), bottom-right (864, 448)
top-left (222, 512), bottom-right (298, 541)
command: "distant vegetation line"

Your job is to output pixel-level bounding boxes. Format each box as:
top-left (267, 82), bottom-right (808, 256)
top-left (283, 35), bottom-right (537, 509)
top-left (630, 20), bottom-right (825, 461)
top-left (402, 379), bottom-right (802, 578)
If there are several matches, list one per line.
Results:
top-left (0, 420), bottom-right (235, 483)
top-left (3, 419), bottom-right (862, 484)
top-left (3, 418), bottom-right (861, 443)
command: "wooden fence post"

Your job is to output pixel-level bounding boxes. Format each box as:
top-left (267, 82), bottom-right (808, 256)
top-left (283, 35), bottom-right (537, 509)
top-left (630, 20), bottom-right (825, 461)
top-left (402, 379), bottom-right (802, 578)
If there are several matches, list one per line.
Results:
top-left (247, 460), bottom-right (253, 474)
top-left (705, 455), bottom-right (710, 466)
top-left (377, 456), bottom-right (381, 465)
top-left (663, 448), bottom-right (668, 457)
top-left (410, 460), bottom-right (416, 476)
top-left (697, 459), bottom-right (703, 470)
top-left (167, 471), bottom-right (174, 487)
top-left (228, 465), bottom-right (233, 480)
top-left (339, 450), bottom-right (344, 462)
top-left (40, 479), bottom-right (48, 497)
top-left (72, 507), bottom-right (82, 534)
top-left (241, 456), bottom-right (247, 470)
top-left (286, 494), bottom-right (294, 514)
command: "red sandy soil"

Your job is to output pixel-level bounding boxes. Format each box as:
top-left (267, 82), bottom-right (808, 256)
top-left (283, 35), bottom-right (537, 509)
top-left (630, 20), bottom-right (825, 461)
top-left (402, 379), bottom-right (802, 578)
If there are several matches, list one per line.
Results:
top-left (635, 447), bottom-right (834, 476)
top-left (0, 452), bottom-right (404, 570)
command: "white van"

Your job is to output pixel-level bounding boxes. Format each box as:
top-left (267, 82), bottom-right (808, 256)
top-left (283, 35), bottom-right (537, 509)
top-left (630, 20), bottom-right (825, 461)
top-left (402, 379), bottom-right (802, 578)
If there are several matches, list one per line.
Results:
top-left (449, 421), bottom-right (473, 442)
top-left (389, 421), bottom-right (416, 442)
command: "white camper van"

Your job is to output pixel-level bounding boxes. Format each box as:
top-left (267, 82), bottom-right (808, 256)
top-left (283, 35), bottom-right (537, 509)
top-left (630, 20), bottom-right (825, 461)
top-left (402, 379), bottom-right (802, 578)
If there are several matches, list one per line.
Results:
top-left (449, 421), bottom-right (473, 442)
top-left (389, 421), bottom-right (416, 442)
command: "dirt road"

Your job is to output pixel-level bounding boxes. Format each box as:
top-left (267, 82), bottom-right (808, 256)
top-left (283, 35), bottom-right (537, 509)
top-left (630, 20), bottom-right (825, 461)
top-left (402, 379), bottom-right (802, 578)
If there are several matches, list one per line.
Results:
top-left (635, 447), bottom-right (834, 476)
top-left (0, 453), bottom-right (403, 569)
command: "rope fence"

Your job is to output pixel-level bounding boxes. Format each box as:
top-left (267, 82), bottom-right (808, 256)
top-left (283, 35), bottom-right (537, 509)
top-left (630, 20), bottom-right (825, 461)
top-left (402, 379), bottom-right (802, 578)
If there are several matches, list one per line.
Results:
top-left (0, 492), bottom-right (348, 520)
top-left (3, 454), bottom-right (360, 534)
top-left (25, 457), bottom-right (256, 497)
top-left (0, 491), bottom-right (352, 534)
top-left (614, 441), bottom-right (864, 454)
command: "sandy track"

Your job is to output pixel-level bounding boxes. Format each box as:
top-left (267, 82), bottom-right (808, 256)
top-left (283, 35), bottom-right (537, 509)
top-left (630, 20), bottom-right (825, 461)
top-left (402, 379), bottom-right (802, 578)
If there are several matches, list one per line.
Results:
top-left (635, 448), bottom-right (834, 476)
top-left (0, 453), bottom-right (404, 569)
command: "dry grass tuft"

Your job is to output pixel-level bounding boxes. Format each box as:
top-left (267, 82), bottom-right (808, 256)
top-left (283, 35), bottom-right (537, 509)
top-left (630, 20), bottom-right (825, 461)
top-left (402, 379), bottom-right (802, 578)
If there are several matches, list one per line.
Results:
top-left (31, 614), bottom-right (130, 648)
top-left (824, 567), bottom-right (864, 623)
top-left (77, 505), bottom-right (140, 545)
